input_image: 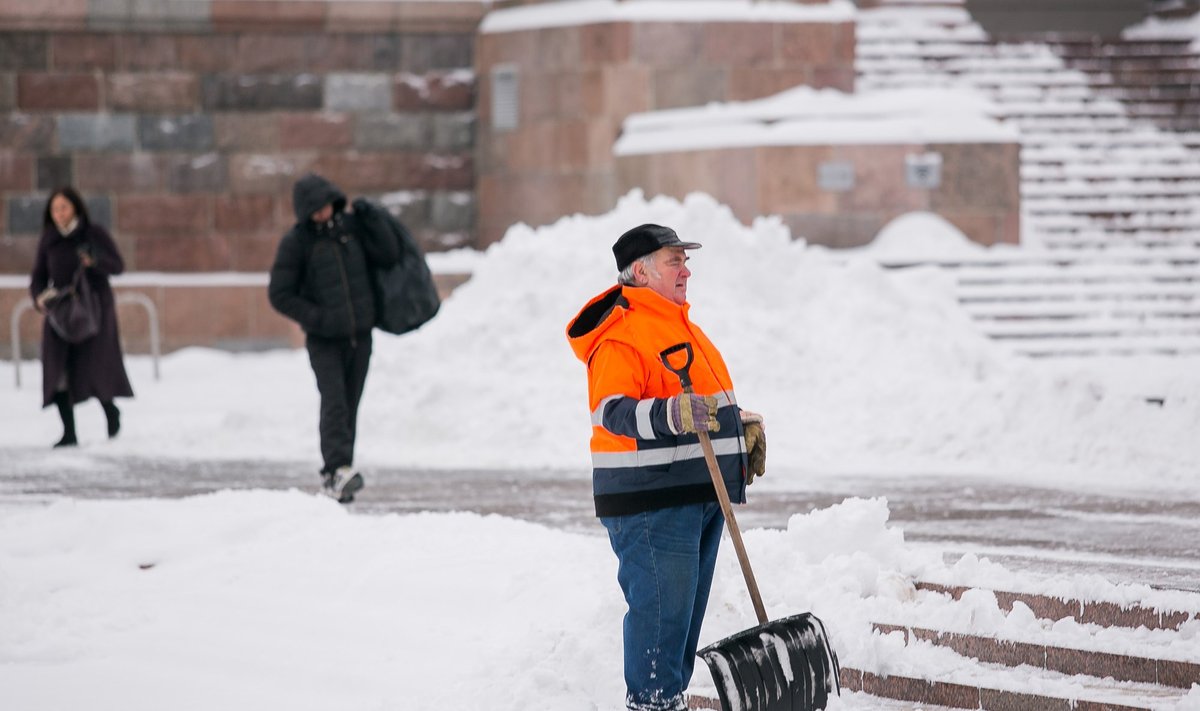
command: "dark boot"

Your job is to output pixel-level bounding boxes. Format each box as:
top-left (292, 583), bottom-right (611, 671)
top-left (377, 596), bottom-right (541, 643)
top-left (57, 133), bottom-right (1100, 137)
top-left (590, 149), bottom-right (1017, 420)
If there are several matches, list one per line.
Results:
top-left (53, 392), bottom-right (77, 448)
top-left (101, 400), bottom-right (120, 439)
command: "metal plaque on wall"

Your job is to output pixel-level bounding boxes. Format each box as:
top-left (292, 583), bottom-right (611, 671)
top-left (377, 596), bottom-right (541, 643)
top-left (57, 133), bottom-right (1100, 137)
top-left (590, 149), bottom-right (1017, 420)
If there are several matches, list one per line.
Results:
top-left (817, 161), bottom-right (855, 192)
top-left (906, 152), bottom-right (942, 188)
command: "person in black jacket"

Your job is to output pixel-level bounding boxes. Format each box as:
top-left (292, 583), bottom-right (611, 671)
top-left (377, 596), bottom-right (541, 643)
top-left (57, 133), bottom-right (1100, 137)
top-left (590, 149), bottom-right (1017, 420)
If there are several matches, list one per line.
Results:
top-left (268, 173), bottom-right (399, 503)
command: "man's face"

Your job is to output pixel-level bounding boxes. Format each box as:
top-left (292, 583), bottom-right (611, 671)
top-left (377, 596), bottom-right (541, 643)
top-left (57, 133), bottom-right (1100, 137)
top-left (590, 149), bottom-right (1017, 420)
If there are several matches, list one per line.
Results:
top-left (311, 204), bottom-right (334, 223)
top-left (640, 247), bottom-right (691, 305)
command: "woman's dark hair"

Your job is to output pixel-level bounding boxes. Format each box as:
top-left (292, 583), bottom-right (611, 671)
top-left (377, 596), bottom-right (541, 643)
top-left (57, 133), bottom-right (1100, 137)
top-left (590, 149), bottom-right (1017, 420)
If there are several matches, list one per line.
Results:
top-left (42, 187), bottom-right (91, 231)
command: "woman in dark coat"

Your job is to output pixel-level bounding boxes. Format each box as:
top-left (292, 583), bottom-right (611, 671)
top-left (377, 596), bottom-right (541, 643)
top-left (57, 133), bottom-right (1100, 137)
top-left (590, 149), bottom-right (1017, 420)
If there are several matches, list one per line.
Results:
top-left (29, 187), bottom-right (134, 447)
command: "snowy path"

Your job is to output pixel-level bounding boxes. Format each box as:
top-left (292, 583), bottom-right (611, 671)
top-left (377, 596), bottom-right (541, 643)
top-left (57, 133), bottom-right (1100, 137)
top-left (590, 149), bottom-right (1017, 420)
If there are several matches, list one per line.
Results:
top-left (3, 448), bottom-right (1198, 593)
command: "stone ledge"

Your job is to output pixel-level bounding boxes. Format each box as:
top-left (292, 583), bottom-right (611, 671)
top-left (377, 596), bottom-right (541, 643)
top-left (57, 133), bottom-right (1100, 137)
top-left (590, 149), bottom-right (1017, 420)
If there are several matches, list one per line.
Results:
top-left (0, 1), bottom-right (486, 33)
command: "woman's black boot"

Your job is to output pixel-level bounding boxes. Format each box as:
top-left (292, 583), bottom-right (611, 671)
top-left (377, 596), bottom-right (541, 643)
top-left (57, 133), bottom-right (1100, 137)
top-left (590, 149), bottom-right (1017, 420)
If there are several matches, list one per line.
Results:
top-left (53, 392), bottom-right (77, 448)
top-left (101, 400), bottom-right (120, 439)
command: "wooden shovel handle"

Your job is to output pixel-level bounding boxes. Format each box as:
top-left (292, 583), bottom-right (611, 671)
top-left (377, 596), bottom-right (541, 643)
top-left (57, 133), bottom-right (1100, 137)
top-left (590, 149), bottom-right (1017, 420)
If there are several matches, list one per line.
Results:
top-left (660, 343), bottom-right (768, 625)
top-left (697, 428), bottom-right (769, 625)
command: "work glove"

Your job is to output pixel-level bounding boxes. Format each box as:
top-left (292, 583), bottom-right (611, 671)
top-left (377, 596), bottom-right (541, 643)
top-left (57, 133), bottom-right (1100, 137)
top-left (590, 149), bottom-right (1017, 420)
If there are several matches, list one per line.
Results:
top-left (741, 410), bottom-right (766, 484)
top-left (668, 393), bottom-right (719, 434)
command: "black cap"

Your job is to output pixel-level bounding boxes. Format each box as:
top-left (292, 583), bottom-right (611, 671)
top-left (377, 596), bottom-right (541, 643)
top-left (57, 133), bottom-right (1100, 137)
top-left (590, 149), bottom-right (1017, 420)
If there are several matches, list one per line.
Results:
top-left (613, 223), bottom-right (701, 271)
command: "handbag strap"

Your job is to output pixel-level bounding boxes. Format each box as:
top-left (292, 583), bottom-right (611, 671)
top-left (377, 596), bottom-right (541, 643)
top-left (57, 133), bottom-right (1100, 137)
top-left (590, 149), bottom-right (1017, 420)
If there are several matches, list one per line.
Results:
top-left (56, 260), bottom-right (89, 296)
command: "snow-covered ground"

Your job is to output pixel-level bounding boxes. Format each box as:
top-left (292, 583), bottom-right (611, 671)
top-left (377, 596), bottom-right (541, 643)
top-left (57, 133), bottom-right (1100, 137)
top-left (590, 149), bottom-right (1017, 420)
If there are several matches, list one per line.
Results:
top-left (2, 191), bottom-right (1198, 709)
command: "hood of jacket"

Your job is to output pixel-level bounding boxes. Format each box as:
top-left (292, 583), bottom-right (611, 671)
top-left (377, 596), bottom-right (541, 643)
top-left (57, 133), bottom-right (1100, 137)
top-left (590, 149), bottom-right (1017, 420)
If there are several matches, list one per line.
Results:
top-left (567, 284), bottom-right (691, 365)
top-left (567, 285), bottom-right (626, 366)
top-left (292, 173), bottom-right (347, 224)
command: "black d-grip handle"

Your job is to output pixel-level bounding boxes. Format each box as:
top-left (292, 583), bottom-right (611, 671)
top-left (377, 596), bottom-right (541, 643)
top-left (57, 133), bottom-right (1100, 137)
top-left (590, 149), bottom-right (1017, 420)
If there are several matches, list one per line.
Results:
top-left (659, 342), bottom-right (695, 391)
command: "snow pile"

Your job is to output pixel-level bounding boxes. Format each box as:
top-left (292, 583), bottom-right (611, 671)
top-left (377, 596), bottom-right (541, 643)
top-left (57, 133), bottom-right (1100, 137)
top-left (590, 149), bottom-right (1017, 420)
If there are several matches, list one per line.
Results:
top-left (4, 190), bottom-right (1199, 487)
top-left (853, 210), bottom-right (986, 262)
top-left (0, 493), bottom-right (937, 710)
top-left (359, 190), bottom-right (1200, 485)
top-left (4, 491), bottom-right (1195, 709)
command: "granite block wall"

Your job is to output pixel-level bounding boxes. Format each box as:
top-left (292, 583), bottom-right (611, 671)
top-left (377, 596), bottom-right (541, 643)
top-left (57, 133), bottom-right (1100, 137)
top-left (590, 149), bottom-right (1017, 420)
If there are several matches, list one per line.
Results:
top-left (0, 0), bottom-right (485, 279)
top-left (475, 13), bottom-right (857, 246)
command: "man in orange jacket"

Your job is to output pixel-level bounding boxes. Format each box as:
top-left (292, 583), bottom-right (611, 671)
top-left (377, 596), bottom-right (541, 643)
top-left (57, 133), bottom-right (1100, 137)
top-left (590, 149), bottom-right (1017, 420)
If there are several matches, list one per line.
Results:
top-left (567, 223), bottom-right (766, 711)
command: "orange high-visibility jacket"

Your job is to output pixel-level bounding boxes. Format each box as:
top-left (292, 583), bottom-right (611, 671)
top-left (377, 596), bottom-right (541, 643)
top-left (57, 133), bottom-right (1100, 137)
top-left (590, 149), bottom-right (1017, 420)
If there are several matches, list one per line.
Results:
top-left (567, 284), bottom-right (747, 517)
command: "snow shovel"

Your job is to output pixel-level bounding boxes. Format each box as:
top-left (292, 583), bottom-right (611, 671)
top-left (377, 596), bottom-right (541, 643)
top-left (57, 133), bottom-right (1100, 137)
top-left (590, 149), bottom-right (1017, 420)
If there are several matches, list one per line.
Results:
top-left (659, 343), bottom-right (841, 711)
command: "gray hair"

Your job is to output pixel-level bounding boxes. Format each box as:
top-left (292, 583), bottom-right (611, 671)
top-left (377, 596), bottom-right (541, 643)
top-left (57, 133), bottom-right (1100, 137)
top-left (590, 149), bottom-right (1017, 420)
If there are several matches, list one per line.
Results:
top-left (618, 252), bottom-right (658, 287)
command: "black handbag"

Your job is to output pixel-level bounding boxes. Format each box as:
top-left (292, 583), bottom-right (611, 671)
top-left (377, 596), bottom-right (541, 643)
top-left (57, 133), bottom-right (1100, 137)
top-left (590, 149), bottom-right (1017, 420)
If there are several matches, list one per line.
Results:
top-left (354, 200), bottom-right (441, 335)
top-left (45, 264), bottom-right (101, 344)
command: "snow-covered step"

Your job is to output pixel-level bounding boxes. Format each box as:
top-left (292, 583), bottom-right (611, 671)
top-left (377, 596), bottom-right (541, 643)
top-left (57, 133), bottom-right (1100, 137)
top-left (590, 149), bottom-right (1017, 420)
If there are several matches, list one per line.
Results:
top-left (1024, 195), bottom-right (1200, 210)
top-left (914, 581), bottom-right (1200, 631)
top-left (855, 75), bottom-right (1091, 91)
top-left (1022, 182), bottom-right (1200, 198)
top-left (963, 302), bottom-right (1199, 321)
top-left (1001, 333), bottom-right (1200, 356)
top-left (1033, 214), bottom-right (1200, 231)
top-left (952, 264), bottom-right (1200, 284)
top-left (871, 623), bottom-right (1200, 688)
top-left (1022, 143), bottom-right (1193, 158)
top-left (1036, 236), bottom-right (1200, 251)
top-left (856, 44), bottom-right (1052, 62)
top-left (976, 318), bottom-right (1200, 341)
top-left (956, 280), bottom-right (1200, 302)
top-left (879, 249), bottom-right (1200, 270)
top-left (838, 660), bottom-right (1189, 710)
top-left (1064, 57), bottom-right (1200, 72)
top-left (856, 56), bottom-right (1072, 72)
top-left (1023, 165), bottom-right (1200, 180)
top-left (1049, 39), bottom-right (1197, 59)
top-left (686, 692), bottom-right (964, 711)
top-left (1008, 118), bottom-right (1147, 133)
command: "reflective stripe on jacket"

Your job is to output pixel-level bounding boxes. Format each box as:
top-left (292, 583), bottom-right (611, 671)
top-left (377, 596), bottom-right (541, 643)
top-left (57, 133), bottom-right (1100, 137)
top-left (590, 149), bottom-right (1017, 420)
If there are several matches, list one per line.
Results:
top-left (567, 284), bottom-right (747, 517)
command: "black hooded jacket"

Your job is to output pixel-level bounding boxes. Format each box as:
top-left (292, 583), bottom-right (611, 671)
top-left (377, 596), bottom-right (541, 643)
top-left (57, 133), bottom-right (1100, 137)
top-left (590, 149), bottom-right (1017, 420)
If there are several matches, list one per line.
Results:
top-left (268, 174), bottom-right (400, 339)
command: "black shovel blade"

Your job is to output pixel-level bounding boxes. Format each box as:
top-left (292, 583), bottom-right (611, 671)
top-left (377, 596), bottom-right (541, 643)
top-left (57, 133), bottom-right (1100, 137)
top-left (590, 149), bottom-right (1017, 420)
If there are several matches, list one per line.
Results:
top-left (697, 612), bottom-right (839, 711)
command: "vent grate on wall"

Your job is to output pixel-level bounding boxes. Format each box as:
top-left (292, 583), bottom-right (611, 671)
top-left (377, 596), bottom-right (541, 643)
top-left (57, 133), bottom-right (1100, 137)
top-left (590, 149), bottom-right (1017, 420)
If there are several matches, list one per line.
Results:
top-left (491, 65), bottom-right (519, 132)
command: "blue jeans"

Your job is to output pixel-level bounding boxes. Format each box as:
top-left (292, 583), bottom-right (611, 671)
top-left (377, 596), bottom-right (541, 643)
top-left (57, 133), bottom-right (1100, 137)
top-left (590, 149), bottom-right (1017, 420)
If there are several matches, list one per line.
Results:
top-left (601, 502), bottom-right (724, 711)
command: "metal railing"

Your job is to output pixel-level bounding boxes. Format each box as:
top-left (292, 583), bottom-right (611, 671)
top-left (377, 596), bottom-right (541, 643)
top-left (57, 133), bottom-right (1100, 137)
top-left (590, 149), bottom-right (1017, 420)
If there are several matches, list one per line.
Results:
top-left (10, 292), bottom-right (161, 387)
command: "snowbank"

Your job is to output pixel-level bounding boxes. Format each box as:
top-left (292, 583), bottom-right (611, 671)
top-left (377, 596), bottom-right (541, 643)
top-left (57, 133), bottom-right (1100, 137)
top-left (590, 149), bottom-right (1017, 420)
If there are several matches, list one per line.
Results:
top-left (3, 493), bottom-right (1196, 710)
top-left (4, 190), bottom-right (1198, 488)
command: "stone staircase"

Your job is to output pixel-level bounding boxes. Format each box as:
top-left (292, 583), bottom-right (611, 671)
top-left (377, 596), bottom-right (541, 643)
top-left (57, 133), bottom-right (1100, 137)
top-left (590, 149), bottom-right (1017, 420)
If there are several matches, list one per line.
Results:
top-left (855, 1), bottom-right (1200, 251)
top-left (849, 581), bottom-right (1200, 710)
top-left (857, 1), bottom-right (1200, 355)
top-left (688, 580), bottom-right (1200, 710)
top-left (881, 250), bottom-right (1200, 356)
top-left (1047, 35), bottom-right (1200, 134)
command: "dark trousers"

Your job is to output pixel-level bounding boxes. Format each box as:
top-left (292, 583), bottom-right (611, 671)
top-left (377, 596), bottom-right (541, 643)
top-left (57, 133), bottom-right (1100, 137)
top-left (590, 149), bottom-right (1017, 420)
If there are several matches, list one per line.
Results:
top-left (306, 332), bottom-right (372, 474)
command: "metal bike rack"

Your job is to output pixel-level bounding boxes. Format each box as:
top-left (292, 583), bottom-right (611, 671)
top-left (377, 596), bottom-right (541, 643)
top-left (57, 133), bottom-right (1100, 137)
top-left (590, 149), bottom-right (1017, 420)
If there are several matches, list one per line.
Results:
top-left (10, 292), bottom-right (161, 388)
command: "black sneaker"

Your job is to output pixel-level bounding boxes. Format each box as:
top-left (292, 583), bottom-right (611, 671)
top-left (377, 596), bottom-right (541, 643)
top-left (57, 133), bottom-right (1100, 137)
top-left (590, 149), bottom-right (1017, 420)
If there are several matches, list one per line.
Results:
top-left (322, 466), bottom-right (363, 504)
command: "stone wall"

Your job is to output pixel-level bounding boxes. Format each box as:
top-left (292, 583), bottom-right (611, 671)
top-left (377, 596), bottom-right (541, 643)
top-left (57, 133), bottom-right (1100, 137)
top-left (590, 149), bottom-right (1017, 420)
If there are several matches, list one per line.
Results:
top-left (475, 10), bottom-right (856, 246)
top-left (617, 142), bottom-right (1022, 248)
top-left (0, 0), bottom-right (485, 279)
